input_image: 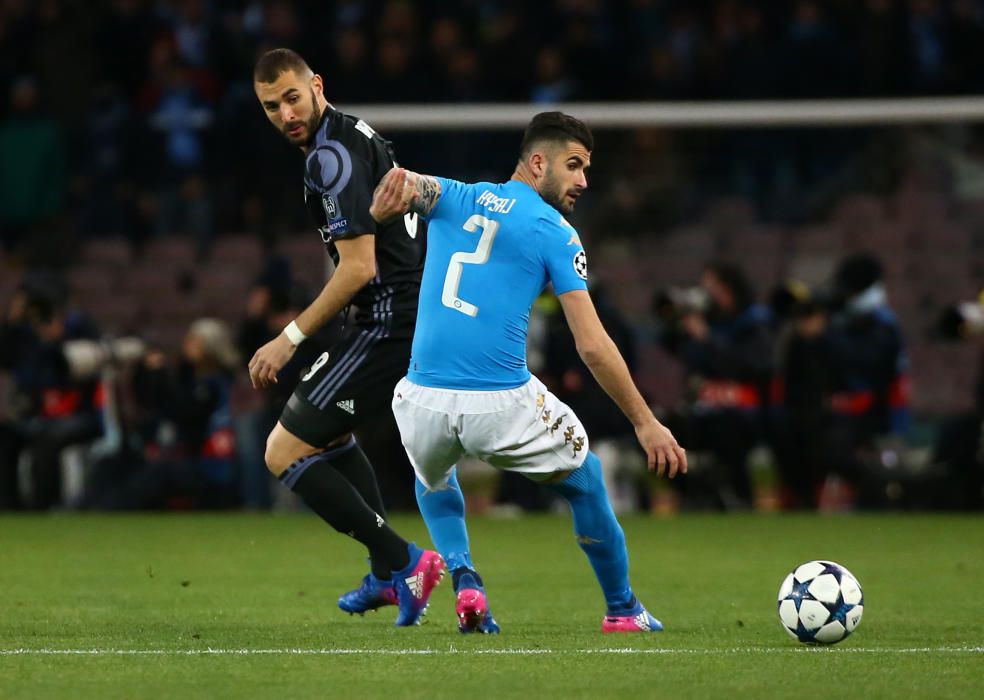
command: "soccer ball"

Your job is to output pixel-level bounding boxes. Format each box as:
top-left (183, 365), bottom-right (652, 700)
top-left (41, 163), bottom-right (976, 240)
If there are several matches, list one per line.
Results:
top-left (777, 560), bottom-right (864, 644)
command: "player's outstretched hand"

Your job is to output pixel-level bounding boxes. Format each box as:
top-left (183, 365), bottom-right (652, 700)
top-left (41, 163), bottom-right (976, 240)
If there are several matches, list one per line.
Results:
top-left (248, 334), bottom-right (296, 389)
top-left (635, 418), bottom-right (687, 478)
top-left (370, 167), bottom-right (416, 223)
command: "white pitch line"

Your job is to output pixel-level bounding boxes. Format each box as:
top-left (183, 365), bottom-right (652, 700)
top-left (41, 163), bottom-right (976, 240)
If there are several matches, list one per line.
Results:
top-left (1, 647), bottom-right (982, 657)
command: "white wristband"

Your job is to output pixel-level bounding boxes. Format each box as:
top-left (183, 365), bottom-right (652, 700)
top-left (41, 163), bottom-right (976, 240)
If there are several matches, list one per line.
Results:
top-left (283, 320), bottom-right (307, 346)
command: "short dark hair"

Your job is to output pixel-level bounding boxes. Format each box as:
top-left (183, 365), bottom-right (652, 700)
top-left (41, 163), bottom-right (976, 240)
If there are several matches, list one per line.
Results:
top-left (519, 111), bottom-right (593, 158)
top-left (834, 252), bottom-right (883, 296)
top-left (253, 48), bottom-right (312, 84)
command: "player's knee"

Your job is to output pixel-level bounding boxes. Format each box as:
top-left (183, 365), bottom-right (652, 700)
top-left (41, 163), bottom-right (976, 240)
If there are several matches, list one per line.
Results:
top-left (264, 434), bottom-right (291, 476)
top-left (545, 451), bottom-right (605, 499)
top-left (571, 451), bottom-right (605, 489)
top-left (542, 470), bottom-right (573, 485)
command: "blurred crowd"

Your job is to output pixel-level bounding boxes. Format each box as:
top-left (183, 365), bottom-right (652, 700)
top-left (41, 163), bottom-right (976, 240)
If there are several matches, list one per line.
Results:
top-left (0, 274), bottom-right (241, 510)
top-left (2, 1), bottom-right (984, 512)
top-left (0, 258), bottom-right (423, 512)
top-left (656, 254), bottom-right (915, 512)
top-left (6, 0), bottom-right (984, 258)
top-left (5, 0), bottom-right (984, 109)
top-left (2, 249), bottom-right (982, 513)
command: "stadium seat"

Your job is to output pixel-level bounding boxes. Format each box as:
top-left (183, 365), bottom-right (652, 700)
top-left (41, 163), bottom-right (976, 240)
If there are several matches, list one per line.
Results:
top-left (212, 236), bottom-right (265, 268)
top-left (659, 225), bottom-right (718, 256)
top-left (608, 283), bottom-right (652, 321)
top-left (278, 235), bottom-right (331, 290)
top-left (890, 190), bottom-right (950, 229)
top-left (791, 224), bottom-right (844, 254)
top-left (122, 264), bottom-right (184, 296)
top-left (85, 295), bottom-right (140, 334)
top-left (831, 193), bottom-right (887, 231)
top-left (742, 254), bottom-right (786, 290)
top-left (729, 225), bottom-right (787, 257)
top-left (906, 222), bottom-right (970, 253)
top-left (142, 237), bottom-right (198, 267)
top-left (67, 265), bottom-right (121, 298)
top-left (651, 253), bottom-right (706, 286)
top-left (843, 222), bottom-right (903, 253)
top-left (196, 264), bottom-right (252, 299)
top-left (635, 344), bottom-right (686, 410)
top-left (81, 238), bottom-right (132, 266)
top-left (703, 196), bottom-right (756, 228)
top-left (909, 347), bottom-right (977, 414)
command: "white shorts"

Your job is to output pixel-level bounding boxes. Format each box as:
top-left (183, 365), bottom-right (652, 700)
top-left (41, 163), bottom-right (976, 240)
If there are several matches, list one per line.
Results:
top-left (392, 376), bottom-right (590, 490)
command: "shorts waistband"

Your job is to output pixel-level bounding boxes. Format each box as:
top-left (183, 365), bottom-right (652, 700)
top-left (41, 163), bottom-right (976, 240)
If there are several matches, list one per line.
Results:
top-left (400, 377), bottom-right (531, 396)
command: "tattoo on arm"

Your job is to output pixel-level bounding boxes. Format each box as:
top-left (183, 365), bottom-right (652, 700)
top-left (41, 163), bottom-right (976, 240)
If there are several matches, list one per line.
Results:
top-left (410, 175), bottom-right (442, 217)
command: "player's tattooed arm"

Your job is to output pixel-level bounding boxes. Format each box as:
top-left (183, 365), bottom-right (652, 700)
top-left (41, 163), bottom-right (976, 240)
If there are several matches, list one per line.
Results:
top-left (370, 167), bottom-right (442, 223)
top-left (408, 174), bottom-right (441, 217)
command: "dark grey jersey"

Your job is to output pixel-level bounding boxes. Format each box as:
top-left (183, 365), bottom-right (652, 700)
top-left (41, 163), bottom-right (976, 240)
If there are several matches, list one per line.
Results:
top-left (303, 107), bottom-right (424, 338)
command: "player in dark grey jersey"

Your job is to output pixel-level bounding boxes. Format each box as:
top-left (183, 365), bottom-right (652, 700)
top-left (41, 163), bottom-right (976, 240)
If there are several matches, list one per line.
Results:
top-left (248, 49), bottom-right (443, 626)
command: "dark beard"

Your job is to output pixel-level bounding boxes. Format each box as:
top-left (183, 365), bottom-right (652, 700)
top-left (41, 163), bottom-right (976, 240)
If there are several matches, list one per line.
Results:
top-left (282, 90), bottom-right (322, 146)
top-left (541, 169), bottom-right (573, 215)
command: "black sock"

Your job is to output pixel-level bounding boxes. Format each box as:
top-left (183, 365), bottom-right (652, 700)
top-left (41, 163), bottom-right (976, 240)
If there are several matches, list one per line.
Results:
top-left (325, 437), bottom-right (391, 579)
top-left (280, 454), bottom-right (410, 572)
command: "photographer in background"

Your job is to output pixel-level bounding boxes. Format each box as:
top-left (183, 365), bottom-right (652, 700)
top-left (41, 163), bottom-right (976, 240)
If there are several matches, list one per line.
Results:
top-left (931, 292), bottom-right (984, 510)
top-left (656, 261), bottom-right (774, 509)
top-left (0, 278), bottom-right (105, 509)
top-left (84, 318), bottom-right (240, 510)
top-left (771, 286), bottom-right (835, 509)
top-left (773, 253), bottom-right (910, 509)
top-left (828, 254), bottom-right (910, 436)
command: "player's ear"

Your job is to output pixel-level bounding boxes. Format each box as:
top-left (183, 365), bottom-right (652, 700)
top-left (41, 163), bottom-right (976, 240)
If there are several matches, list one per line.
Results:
top-left (528, 151), bottom-right (547, 178)
top-left (311, 73), bottom-right (324, 96)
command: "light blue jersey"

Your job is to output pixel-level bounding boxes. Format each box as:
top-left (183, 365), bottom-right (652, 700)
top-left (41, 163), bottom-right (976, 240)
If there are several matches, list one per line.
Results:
top-left (407, 179), bottom-right (588, 390)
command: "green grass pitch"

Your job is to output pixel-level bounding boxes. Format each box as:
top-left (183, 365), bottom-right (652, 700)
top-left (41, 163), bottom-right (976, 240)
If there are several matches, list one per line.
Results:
top-left (1, 513), bottom-right (982, 699)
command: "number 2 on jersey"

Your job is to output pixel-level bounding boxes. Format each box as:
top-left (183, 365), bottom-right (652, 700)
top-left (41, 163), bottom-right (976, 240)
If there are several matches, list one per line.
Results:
top-left (442, 215), bottom-right (499, 317)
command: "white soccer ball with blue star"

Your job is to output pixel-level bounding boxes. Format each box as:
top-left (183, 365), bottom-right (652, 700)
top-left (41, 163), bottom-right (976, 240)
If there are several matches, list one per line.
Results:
top-left (777, 560), bottom-right (864, 644)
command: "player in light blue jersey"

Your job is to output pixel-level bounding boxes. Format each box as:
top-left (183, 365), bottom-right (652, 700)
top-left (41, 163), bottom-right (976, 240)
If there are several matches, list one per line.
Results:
top-left (371, 112), bottom-right (687, 633)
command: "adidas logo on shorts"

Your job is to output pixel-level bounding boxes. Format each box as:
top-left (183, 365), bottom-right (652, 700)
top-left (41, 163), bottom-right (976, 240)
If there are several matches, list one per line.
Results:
top-left (336, 399), bottom-right (355, 414)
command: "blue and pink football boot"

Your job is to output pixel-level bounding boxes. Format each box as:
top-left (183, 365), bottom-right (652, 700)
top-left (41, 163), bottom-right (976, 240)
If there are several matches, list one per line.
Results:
top-left (452, 568), bottom-right (500, 634)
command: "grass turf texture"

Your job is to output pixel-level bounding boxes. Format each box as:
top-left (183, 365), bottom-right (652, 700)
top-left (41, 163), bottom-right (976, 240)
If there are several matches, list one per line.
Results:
top-left (1, 513), bottom-right (982, 699)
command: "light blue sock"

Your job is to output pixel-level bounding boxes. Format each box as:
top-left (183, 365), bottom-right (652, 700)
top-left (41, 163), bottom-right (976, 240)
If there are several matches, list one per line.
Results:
top-left (415, 469), bottom-right (474, 573)
top-left (544, 451), bottom-right (635, 613)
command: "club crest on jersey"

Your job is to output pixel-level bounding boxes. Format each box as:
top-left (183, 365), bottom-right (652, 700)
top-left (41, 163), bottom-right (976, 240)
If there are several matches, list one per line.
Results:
top-left (573, 250), bottom-right (588, 280)
top-left (322, 193), bottom-right (338, 219)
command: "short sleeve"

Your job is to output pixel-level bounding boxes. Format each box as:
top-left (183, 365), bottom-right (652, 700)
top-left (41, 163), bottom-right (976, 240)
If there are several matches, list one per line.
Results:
top-left (425, 176), bottom-right (461, 222)
top-left (537, 214), bottom-right (589, 295)
top-left (304, 139), bottom-right (376, 240)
